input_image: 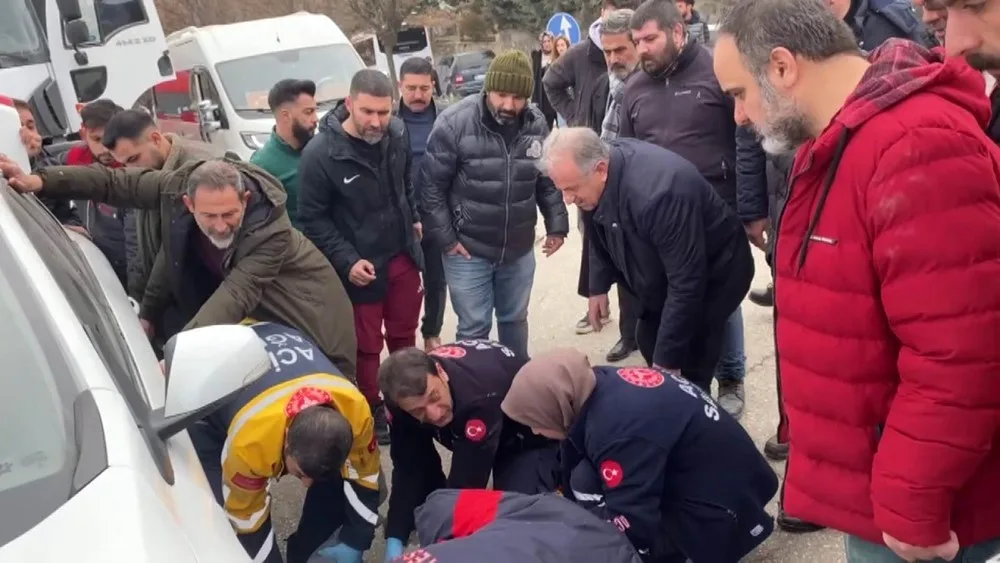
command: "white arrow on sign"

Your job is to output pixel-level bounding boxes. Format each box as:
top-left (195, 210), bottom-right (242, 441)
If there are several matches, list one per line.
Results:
top-left (560, 15), bottom-right (573, 37)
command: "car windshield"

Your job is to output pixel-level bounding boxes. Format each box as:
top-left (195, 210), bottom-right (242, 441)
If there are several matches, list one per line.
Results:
top-left (0, 0), bottom-right (48, 67)
top-left (216, 44), bottom-right (364, 111)
top-left (0, 231), bottom-right (77, 546)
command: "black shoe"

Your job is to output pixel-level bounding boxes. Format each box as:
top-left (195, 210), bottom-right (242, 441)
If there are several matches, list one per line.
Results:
top-left (777, 509), bottom-right (825, 533)
top-left (606, 339), bottom-right (637, 362)
top-left (763, 434), bottom-right (788, 461)
top-left (748, 284), bottom-right (774, 307)
top-left (374, 405), bottom-right (390, 446)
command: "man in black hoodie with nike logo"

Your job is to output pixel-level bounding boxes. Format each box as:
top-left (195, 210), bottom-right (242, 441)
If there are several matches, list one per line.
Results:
top-left (298, 69), bottom-right (424, 447)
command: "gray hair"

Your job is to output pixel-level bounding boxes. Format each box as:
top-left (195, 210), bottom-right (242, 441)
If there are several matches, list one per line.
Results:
top-left (601, 9), bottom-right (635, 38)
top-left (185, 160), bottom-right (245, 199)
top-left (377, 347), bottom-right (439, 402)
top-left (719, 0), bottom-right (860, 79)
top-left (538, 127), bottom-right (611, 176)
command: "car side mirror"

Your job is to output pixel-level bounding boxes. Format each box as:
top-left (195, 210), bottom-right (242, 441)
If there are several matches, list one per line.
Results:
top-left (195, 99), bottom-right (222, 134)
top-left (150, 325), bottom-right (269, 440)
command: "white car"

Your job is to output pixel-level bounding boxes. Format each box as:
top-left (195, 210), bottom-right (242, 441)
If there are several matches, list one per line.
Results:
top-left (0, 182), bottom-right (270, 562)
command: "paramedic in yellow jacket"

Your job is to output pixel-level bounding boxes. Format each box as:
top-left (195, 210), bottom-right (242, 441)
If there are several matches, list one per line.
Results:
top-left (187, 320), bottom-right (381, 563)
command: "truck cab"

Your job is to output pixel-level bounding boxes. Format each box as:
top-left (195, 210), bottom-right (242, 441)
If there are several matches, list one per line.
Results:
top-left (0, 0), bottom-right (173, 141)
top-left (160, 12), bottom-right (367, 161)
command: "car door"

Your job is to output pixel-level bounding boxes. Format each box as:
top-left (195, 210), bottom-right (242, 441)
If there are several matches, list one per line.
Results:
top-left (4, 189), bottom-right (248, 560)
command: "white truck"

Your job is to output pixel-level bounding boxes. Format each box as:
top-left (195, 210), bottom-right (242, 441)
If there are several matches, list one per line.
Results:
top-left (160, 12), bottom-right (367, 161)
top-left (0, 0), bottom-right (173, 141)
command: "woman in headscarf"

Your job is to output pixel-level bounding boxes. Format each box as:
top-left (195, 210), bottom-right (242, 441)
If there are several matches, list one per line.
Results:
top-left (501, 348), bottom-right (779, 563)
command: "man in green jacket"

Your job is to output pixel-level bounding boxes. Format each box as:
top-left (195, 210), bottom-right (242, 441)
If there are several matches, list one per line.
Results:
top-left (103, 108), bottom-right (219, 301)
top-left (250, 79), bottom-right (319, 229)
top-left (0, 155), bottom-right (357, 379)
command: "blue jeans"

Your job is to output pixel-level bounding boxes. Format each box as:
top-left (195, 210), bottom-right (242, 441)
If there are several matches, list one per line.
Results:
top-left (715, 305), bottom-right (746, 382)
top-left (442, 250), bottom-right (535, 358)
top-left (846, 535), bottom-right (1000, 563)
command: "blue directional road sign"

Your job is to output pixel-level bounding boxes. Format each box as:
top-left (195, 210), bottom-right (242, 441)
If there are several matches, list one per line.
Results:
top-left (547, 12), bottom-right (581, 45)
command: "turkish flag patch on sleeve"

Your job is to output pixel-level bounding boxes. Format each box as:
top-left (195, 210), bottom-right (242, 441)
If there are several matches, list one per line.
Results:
top-left (600, 460), bottom-right (624, 488)
top-left (231, 473), bottom-right (268, 490)
top-left (464, 418), bottom-right (487, 442)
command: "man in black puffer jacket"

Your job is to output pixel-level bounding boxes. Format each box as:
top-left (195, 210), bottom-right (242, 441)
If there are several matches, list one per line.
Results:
top-left (420, 50), bottom-right (569, 359)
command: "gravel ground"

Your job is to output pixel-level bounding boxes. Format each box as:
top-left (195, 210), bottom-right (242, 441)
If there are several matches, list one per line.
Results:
top-left (269, 215), bottom-right (847, 562)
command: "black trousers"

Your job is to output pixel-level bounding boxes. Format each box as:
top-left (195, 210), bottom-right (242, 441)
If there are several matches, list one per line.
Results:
top-left (578, 209), bottom-right (639, 346)
top-left (420, 238), bottom-right (447, 339)
top-left (189, 421), bottom-right (347, 563)
top-left (493, 444), bottom-right (561, 494)
top-left (636, 314), bottom-right (726, 394)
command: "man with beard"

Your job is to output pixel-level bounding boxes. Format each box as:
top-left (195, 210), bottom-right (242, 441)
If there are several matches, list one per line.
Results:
top-left (0, 156), bottom-right (358, 382)
top-left (594, 8), bottom-right (641, 365)
top-left (940, 0), bottom-right (1000, 142)
top-left (737, 0), bottom-right (939, 534)
top-left (298, 69), bottom-right (424, 446)
top-left (675, 0), bottom-right (710, 45)
top-left (620, 0), bottom-right (750, 418)
top-left (102, 108), bottom-right (218, 307)
top-left (250, 79), bottom-right (319, 230)
top-left (714, 1), bottom-right (1000, 561)
top-left (543, 0), bottom-right (637, 131)
top-left (395, 58), bottom-right (449, 353)
top-left (421, 50), bottom-right (569, 361)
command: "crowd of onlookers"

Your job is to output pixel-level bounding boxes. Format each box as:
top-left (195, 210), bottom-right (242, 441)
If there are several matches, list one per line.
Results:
top-left (3, 0), bottom-right (1000, 560)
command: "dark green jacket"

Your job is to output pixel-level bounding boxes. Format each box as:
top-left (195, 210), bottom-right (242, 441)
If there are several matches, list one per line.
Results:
top-left (250, 129), bottom-right (302, 229)
top-left (128, 134), bottom-right (218, 300)
top-left (34, 160), bottom-right (358, 378)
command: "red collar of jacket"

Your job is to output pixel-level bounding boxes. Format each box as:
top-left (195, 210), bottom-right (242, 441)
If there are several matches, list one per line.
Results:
top-left (65, 144), bottom-right (122, 168)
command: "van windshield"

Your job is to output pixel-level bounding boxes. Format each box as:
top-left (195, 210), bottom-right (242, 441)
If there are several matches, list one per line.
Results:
top-left (216, 44), bottom-right (364, 111)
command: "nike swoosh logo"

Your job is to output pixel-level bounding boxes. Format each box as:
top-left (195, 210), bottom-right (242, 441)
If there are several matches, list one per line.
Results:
top-left (344, 175), bottom-right (360, 184)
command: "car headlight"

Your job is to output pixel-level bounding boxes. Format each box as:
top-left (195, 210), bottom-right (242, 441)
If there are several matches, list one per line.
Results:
top-left (240, 131), bottom-right (271, 150)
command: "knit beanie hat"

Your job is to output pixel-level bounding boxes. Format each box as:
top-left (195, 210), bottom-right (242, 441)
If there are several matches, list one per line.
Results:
top-left (484, 50), bottom-right (534, 99)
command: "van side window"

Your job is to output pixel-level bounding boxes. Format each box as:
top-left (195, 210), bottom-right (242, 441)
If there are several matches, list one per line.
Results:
top-left (75, 0), bottom-right (149, 45)
top-left (352, 39), bottom-right (376, 67)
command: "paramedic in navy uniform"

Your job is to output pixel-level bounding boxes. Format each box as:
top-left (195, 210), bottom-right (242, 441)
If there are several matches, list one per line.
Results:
top-left (501, 348), bottom-right (779, 563)
top-left (376, 340), bottom-right (560, 560)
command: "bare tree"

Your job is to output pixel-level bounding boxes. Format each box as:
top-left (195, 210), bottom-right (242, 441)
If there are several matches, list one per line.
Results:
top-left (341, 0), bottom-right (432, 91)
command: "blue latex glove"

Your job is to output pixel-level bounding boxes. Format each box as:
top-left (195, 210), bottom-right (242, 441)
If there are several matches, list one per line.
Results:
top-left (316, 543), bottom-right (362, 563)
top-left (384, 538), bottom-right (405, 562)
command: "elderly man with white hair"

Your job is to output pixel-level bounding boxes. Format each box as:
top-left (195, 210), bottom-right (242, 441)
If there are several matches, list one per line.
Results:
top-left (540, 127), bottom-right (754, 394)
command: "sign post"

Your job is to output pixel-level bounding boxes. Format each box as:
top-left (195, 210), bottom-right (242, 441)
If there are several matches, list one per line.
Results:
top-left (546, 12), bottom-right (582, 45)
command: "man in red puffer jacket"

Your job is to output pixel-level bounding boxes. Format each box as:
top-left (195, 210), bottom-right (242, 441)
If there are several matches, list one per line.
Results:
top-left (713, 0), bottom-right (1000, 561)
top-left (62, 99), bottom-right (130, 287)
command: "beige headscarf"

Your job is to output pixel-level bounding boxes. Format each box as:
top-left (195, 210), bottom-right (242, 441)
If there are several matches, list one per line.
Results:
top-left (501, 348), bottom-right (597, 434)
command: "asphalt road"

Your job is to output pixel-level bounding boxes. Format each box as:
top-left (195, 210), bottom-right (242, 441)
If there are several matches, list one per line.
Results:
top-left (269, 215), bottom-right (848, 562)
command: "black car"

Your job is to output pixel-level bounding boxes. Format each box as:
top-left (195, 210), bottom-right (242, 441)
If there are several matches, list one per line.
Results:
top-left (445, 50), bottom-right (495, 98)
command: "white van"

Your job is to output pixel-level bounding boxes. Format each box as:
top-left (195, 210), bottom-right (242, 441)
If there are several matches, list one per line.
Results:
top-left (351, 28), bottom-right (434, 80)
top-left (159, 12), bottom-right (367, 161)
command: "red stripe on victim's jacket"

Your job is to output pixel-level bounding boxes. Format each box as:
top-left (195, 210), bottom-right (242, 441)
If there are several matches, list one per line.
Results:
top-left (451, 489), bottom-right (502, 539)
